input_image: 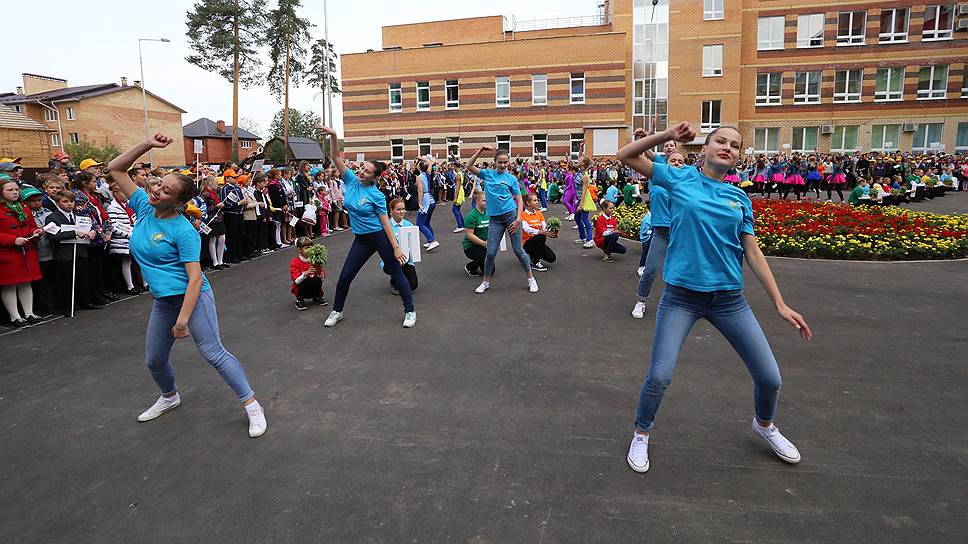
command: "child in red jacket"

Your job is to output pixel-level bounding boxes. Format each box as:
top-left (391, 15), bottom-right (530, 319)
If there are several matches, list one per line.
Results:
top-left (593, 200), bottom-right (626, 263)
top-left (290, 237), bottom-right (327, 311)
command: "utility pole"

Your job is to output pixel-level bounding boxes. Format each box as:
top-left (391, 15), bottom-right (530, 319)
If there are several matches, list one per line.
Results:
top-left (284, 34), bottom-right (290, 164)
top-left (323, 0), bottom-right (333, 128)
top-left (232, 0), bottom-right (240, 163)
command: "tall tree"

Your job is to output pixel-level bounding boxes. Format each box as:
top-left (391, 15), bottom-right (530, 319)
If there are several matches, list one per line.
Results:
top-left (269, 108), bottom-right (322, 140)
top-left (306, 38), bottom-right (342, 125)
top-left (264, 0), bottom-right (313, 162)
top-left (185, 0), bottom-right (265, 162)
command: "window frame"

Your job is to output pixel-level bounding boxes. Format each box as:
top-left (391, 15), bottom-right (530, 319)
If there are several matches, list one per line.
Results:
top-left (44, 108), bottom-right (58, 122)
top-left (66, 107), bottom-right (76, 121)
top-left (388, 83), bottom-right (402, 112)
top-left (570, 72), bottom-right (585, 104)
top-left (418, 137), bottom-right (431, 157)
top-left (702, 44), bottom-right (724, 77)
top-left (570, 133), bottom-right (584, 160)
top-left (879, 8), bottom-right (909, 43)
top-left (757, 16), bottom-right (785, 50)
top-left (875, 67), bottom-right (904, 102)
top-left (917, 65), bottom-right (949, 100)
top-left (700, 100), bottom-right (722, 133)
top-left (496, 134), bottom-right (511, 152)
top-left (792, 126), bottom-right (819, 152)
top-left (830, 126), bottom-right (859, 152)
top-left (416, 81), bottom-right (430, 111)
top-left (870, 124), bottom-right (900, 151)
top-left (446, 136), bottom-right (461, 160)
top-left (955, 122), bottom-right (968, 152)
top-left (51, 133), bottom-right (61, 147)
top-left (445, 79), bottom-right (460, 109)
top-left (755, 72), bottom-right (782, 106)
top-left (532, 74), bottom-right (548, 106)
top-left (495, 76), bottom-right (511, 108)
top-left (922, 5), bottom-right (954, 41)
top-left (532, 134), bottom-right (548, 159)
top-left (390, 139), bottom-right (404, 163)
top-left (836, 11), bottom-right (866, 46)
top-left (703, 0), bottom-right (724, 21)
top-left (833, 69), bottom-right (863, 103)
top-left (753, 127), bottom-right (780, 154)
top-left (796, 13), bottom-right (825, 48)
top-left (240, 140), bottom-right (252, 149)
top-left (794, 71), bottom-right (822, 104)
top-left (11, 104), bottom-right (24, 113)
top-left (68, 132), bottom-right (79, 144)
top-left (912, 123), bottom-right (944, 153)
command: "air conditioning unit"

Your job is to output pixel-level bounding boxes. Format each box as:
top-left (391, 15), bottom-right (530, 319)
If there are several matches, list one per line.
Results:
top-left (958, 3), bottom-right (968, 15)
top-left (902, 123), bottom-right (918, 132)
top-left (820, 125), bottom-right (833, 135)
top-left (957, 18), bottom-right (968, 30)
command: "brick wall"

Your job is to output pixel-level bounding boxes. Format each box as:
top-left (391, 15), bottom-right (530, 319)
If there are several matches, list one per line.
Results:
top-left (183, 137), bottom-right (259, 164)
top-left (382, 16), bottom-right (506, 49)
top-left (0, 127), bottom-right (54, 168)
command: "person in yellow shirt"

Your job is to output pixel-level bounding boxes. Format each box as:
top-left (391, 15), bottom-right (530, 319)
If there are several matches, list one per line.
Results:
top-left (520, 194), bottom-right (558, 271)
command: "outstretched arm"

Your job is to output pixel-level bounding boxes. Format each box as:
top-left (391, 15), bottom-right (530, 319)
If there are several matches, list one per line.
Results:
top-left (467, 146), bottom-right (493, 177)
top-left (617, 123), bottom-right (694, 179)
top-left (108, 134), bottom-right (171, 199)
top-left (319, 126), bottom-right (345, 177)
top-left (742, 234), bottom-right (813, 340)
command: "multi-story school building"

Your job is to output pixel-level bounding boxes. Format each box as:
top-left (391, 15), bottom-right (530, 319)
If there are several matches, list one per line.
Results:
top-left (341, 0), bottom-right (968, 161)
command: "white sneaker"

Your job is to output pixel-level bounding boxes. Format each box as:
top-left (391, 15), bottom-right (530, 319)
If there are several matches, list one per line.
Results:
top-left (475, 281), bottom-right (490, 294)
top-left (751, 418), bottom-right (801, 464)
top-left (323, 311), bottom-right (343, 327)
top-left (582, 240), bottom-right (595, 248)
top-left (631, 301), bottom-right (647, 319)
top-left (137, 393), bottom-right (181, 422)
top-left (539, 207), bottom-right (547, 211)
top-left (453, 227), bottom-right (464, 233)
top-left (426, 240), bottom-right (440, 251)
top-left (245, 401), bottom-right (267, 438)
top-left (627, 433), bottom-right (650, 473)
top-left (572, 225), bottom-right (579, 229)
top-left (566, 214), bottom-right (574, 220)
top-left (528, 278), bottom-right (539, 293)
top-left (403, 311), bottom-right (417, 328)
top-left (574, 239), bottom-right (585, 244)
top-left (637, 266), bottom-right (645, 277)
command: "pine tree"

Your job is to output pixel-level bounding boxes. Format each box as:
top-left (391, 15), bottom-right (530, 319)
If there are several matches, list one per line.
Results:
top-left (264, 0), bottom-right (313, 163)
top-left (307, 38), bottom-right (341, 157)
top-left (185, 0), bottom-right (265, 162)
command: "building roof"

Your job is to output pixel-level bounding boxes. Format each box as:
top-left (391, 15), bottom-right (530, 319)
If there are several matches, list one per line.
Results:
top-left (183, 118), bottom-right (260, 140)
top-left (266, 136), bottom-right (325, 160)
top-left (0, 83), bottom-right (186, 113)
top-left (0, 104), bottom-right (54, 131)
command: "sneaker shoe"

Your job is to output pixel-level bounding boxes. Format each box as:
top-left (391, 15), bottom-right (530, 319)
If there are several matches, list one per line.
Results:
top-left (245, 401), bottom-right (267, 438)
top-left (566, 213), bottom-right (575, 220)
top-left (539, 207), bottom-right (547, 211)
top-left (632, 301), bottom-right (647, 319)
top-left (627, 433), bottom-right (650, 473)
top-left (528, 278), bottom-right (539, 293)
top-left (390, 285), bottom-right (400, 295)
top-left (603, 255), bottom-right (615, 263)
top-left (637, 266), bottom-right (645, 277)
top-left (751, 418), bottom-right (801, 464)
top-left (294, 299), bottom-right (309, 311)
top-left (531, 262), bottom-right (548, 272)
top-left (583, 240), bottom-right (596, 248)
top-left (426, 240), bottom-right (440, 251)
top-left (453, 227), bottom-right (464, 233)
top-left (465, 263), bottom-right (481, 277)
top-left (313, 297), bottom-right (329, 306)
top-left (137, 393), bottom-right (181, 422)
top-left (572, 225), bottom-right (579, 229)
top-left (323, 311), bottom-right (343, 327)
top-left (402, 311), bottom-right (417, 328)
top-left (475, 281), bottom-right (490, 294)
top-left (574, 239), bottom-right (585, 244)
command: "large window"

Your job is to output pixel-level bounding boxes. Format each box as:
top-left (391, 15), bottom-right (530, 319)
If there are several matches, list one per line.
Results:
top-left (447, 137), bottom-right (461, 160)
top-left (834, 69), bottom-right (862, 103)
top-left (700, 100), bottom-right (721, 132)
top-left (794, 71), bottom-right (821, 104)
top-left (918, 65), bottom-right (948, 100)
top-left (241, 140), bottom-right (252, 149)
top-left (837, 11), bottom-right (866, 45)
top-left (390, 139), bottom-right (404, 163)
top-left (923, 5), bottom-right (954, 40)
top-left (754, 127), bottom-right (779, 153)
top-left (871, 124), bottom-right (900, 151)
top-left (418, 137), bottom-right (431, 157)
top-left (702, 45), bottom-right (723, 76)
top-left (757, 16), bottom-right (785, 50)
top-left (755, 73), bottom-right (782, 105)
top-left (416, 81), bottom-right (430, 110)
top-left (51, 133), bottom-right (61, 147)
top-left (496, 134), bottom-right (511, 152)
top-left (913, 123), bottom-right (944, 152)
top-left (388, 83), bottom-right (402, 112)
top-left (796, 14), bottom-right (825, 48)
top-left (831, 126), bottom-right (859, 152)
top-left (532, 74), bottom-right (548, 105)
top-left (792, 127), bottom-right (818, 152)
top-left (495, 77), bottom-right (510, 107)
top-left (703, 0), bottom-right (724, 21)
top-left (875, 67), bottom-right (904, 101)
top-left (532, 134), bottom-right (548, 158)
top-left (570, 133), bottom-right (584, 160)
top-left (879, 8), bottom-right (909, 43)
top-left (963, 70), bottom-right (968, 98)
top-left (68, 133), bottom-right (79, 144)
top-left (445, 79), bottom-right (459, 109)
top-left (570, 72), bottom-right (585, 104)
top-left (956, 123), bottom-right (968, 151)
top-left (66, 107), bottom-right (76, 121)
top-left (44, 109), bottom-right (58, 121)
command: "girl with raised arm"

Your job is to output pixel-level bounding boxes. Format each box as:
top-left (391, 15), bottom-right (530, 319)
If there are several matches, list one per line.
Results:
top-left (616, 123), bottom-right (812, 474)
top-left (317, 126), bottom-right (416, 328)
top-left (107, 134), bottom-right (266, 438)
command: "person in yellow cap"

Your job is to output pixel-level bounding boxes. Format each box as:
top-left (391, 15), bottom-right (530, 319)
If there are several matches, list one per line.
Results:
top-left (79, 159), bottom-right (112, 202)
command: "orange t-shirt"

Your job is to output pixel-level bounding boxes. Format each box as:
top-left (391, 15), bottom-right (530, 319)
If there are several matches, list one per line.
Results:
top-left (521, 208), bottom-right (545, 243)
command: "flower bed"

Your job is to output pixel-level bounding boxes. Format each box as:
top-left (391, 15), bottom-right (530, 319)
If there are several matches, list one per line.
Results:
top-left (617, 200), bottom-right (968, 261)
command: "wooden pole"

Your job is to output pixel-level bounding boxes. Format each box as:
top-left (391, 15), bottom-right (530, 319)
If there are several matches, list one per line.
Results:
top-left (284, 34), bottom-right (291, 164)
top-left (232, 1), bottom-right (240, 163)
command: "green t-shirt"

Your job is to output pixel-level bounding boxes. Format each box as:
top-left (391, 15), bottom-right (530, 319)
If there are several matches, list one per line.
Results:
top-left (462, 207), bottom-right (489, 250)
top-left (548, 182), bottom-right (561, 200)
top-left (622, 183), bottom-right (635, 206)
top-left (848, 185), bottom-right (864, 205)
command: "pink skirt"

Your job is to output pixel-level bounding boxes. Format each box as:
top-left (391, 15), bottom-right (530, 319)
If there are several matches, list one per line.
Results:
top-left (753, 174), bottom-right (767, 183)
top-left (829, 174), bottom-right (847, 185)
top-left (724, 174), bottom-right (740, 184)
top-left (785, 174), bottom-right (805, 186)
top-left (770, 173), bottom-right (785, 183)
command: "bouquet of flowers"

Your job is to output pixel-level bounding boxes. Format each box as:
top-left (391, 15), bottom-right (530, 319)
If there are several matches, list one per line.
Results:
top-left (545, 217), bottom-right (562, 233)
top-left (304, 243), bottom-right (328, 268)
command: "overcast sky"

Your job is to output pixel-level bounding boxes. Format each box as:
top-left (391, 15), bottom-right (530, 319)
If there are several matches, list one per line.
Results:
top-left (4, 0), bottom-right (595, 140)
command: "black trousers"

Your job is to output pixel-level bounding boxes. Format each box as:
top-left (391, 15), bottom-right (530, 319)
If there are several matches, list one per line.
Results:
top-left (243, 220), bottom-right (259, 256)
top-left (295, 276), bottom-right (323, 300)
top-left (464, 245), bottom-right (489, 275)
top-left (33, 260), bottom-right (57, 314)
top-left (223, 213), bottom-right (245, 261)
top-left (602, 233), bottom-right (627, 256)
top-left (55, 257), bottom-right (90, 312)
top-left (523, 234), bottom-right (557, 265)
top-left (385, 262), bottom-right (418, 291)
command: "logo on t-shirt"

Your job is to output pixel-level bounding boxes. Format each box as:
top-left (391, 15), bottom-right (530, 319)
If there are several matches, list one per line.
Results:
top-left (359, 196), bottom-right (366, 206)
top-left (149, 232), bottom-right (166, 245)
top-left (725, 199), bottom-right (740, 209)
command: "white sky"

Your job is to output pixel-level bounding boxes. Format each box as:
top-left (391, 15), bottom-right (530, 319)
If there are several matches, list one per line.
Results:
top-left (3, 0), bottom-right (595, 139)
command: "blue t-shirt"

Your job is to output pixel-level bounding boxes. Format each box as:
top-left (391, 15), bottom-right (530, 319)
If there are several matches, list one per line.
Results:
top-left (651, 163), bottom-right (754, 292)
top-left (418, 172), bottom-right (435, 211)
top-left (342, 168), bottom-right (388, 235)
top-left (649, 154), bottom-right (671, 227)
top-left (379, 218), bottom-right (414, 269)
top-left (477, 168), bottom-right (520, 217)
top-left (128, 189), bottom-right (211, 298)
top-left (605, 185), bottom-right (620, 204)
top-left (639, 211), bottom-right (653, 244)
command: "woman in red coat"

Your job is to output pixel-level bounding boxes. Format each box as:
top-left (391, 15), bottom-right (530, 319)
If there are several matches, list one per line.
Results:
top-left (1, 179), bottom-right (43, 326)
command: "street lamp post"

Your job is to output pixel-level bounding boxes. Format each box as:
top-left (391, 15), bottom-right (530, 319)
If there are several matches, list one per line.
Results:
top-left (139, 37), bottom-right (170, 163)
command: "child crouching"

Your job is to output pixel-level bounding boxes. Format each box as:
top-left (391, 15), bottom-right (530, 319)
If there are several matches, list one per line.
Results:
top-left (290, 236), bottom-right (328, 311)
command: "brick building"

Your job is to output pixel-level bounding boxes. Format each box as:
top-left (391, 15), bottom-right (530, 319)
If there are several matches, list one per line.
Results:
top-left (0, 104), bottom-right (55, 168)
top-left (0, 73), bottom-right (186, 166)
top-left (341, 0), bottom-right (968, 160)
top-left (183, 118), bottom-right (260, 165)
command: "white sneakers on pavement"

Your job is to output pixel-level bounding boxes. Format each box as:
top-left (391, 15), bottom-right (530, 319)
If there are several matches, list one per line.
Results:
top-left (453, 227), bottom-right (464, 233)
top-left (751, 418), bottom-right (801, 464)
top-left (528, 278), bottom-right (539, 293)
top-left (631, 301), bottom-right (647, 319)
top-left (403, 311), bottom-right (417, 328)
top-left (627, 433), bottom-right (650, 473)
top-left (582, 240), bottom-right (596, 248)
top-left (637, 266), bottom-right (645, 277)
top-left (137, 393), bottom-right (181, 422)
top-left (245, 400), bottom-right (267, 438)
top-left (475, 281), bottom-right (490, 294)
top-left (426, 240), bottom-right (440, 251)
top-left (324, 311), bottom-right (343, 327)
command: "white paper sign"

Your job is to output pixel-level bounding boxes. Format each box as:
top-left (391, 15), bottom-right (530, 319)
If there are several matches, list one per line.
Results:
top-left (356, 153), bottom-right (365, 162)
top-left (63, 217), bottom-right (93, 244)
top-left (499, 233), bottom-right (507, 252)
top-left (398, 226), bottom-right (422, 263)
top-left (289, 216), bottom-right (299, 227)
top-left (226, 191), bottom-right (240, 203)
top-left (199, 222), bottom-right (212, 235)
top-left (294, 200), bottom-right (304, 208)
top-left (42, 222), bottom-right (61, 235)
top-left (194, 139), bottom-right (203, 154)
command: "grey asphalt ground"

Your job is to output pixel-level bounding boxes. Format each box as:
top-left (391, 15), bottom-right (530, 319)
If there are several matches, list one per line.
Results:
top-left (2, 195), bottom-right (967, 543)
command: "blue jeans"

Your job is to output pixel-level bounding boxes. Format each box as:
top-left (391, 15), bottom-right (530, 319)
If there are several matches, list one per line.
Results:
top-left (537, 188), bottom-right (548, 209)
top-left (416, 201), bottom-right (436, 243)
top-left (484, 211), bottom-right (532, 278)
top-left (334, 232), bottom-right (414, 313)
top-left (145, 289), bottom-right (254, 402)
top-left (636, 226), bottom-right (669, 301)
top-left (634, 285), bottom-right (782, 432)
top-left (451, 202), bottom-right (464, 229)
top-left (639, 240), bottom-right (651, 267)
top-left (575, 210), bottom-right (593, 241)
